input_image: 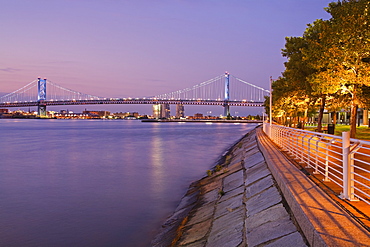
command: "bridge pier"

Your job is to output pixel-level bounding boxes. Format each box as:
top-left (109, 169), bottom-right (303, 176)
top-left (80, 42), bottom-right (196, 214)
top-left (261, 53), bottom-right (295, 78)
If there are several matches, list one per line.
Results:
top-left (223, 72), bottom-right (230, 117)
top-left (37, 78), bottom-right (47, 117)
top-left (223, 103), bottom-right (230, 118)
top-left (38, 103), bottom-right (47, 117)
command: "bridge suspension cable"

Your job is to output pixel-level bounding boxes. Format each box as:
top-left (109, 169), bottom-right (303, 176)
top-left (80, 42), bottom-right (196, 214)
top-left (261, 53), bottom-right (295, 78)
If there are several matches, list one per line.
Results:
top-left (0, 79), bottom-right (102, 103)
top-left (46, 80), bottom-right (101, 101)
top-left (0, 74), bottom-right (270, 105)
top-left (231, 75), bottom-right (270, 102)
top-left (154, 75), bottom-right (225, 100)
top-left (0, 80), bottom-right (38, 103)
top-left (154, 74), bottom-right (270, 102)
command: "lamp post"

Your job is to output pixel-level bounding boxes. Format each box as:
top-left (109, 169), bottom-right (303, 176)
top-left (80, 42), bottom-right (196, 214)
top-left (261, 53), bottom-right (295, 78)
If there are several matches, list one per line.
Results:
top-left (269, 76), bottom-right (273, 137)
top-left (269, 76), bottom-right (272, 126)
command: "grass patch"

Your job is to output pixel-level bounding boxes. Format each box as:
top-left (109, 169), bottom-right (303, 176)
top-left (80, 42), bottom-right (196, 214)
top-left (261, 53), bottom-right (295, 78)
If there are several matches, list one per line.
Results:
top-left (334, 125), bottom-right (370, 140)
top-left (305, 125), bottom-right (370, 140)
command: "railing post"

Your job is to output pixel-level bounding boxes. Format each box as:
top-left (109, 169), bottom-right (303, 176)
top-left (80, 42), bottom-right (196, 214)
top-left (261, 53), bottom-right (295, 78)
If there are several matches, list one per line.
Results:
top-left (263, 122), bottom-right (272, 139)
top-left (324, 143), bottom-right (330, 181)
top-left (342, 131), bottom-right (351, 200)
top-left (314, 138), bottom-right (320, 174)
top-left (271, 124), bottom-right (274, 140)
top-left (306, 136), bottom-right (314, 168)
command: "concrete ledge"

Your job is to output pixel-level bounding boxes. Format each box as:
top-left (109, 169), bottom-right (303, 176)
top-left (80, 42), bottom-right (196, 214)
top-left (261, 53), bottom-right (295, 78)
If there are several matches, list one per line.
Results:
top-left (256, 128), bottom-right (370, 247)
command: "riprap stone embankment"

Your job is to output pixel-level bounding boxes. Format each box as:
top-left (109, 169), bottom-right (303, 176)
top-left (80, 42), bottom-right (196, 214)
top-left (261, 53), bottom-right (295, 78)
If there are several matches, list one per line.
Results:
top-left (151, 127), bottom-right (307, 247)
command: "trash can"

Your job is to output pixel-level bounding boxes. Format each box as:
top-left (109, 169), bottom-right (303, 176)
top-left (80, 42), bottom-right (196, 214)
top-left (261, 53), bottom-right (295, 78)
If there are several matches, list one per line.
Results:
top-left (327, 124), bottom-right (335, 134)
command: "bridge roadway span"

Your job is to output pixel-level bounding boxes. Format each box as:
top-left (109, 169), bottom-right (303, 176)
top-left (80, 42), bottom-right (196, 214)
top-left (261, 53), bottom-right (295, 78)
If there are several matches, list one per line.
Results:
top-left (0, 98), bottom-right (264, 108)
top-left (151, 127), bottom-right (370, 247)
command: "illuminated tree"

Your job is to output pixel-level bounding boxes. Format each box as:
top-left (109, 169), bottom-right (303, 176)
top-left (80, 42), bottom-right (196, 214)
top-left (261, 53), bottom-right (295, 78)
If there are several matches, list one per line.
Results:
top-left (269, 36), bottom-right (316, 128)
top-left (307, 0), bottom-right (370, 137)
top-left (301, 19), bottom-right (335, 132)
top-left (271, 0), bottom-right (370, 136)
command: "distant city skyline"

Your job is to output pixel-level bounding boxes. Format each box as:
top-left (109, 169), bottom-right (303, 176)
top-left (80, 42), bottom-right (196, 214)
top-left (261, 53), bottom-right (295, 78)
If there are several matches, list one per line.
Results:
top-left (1, 0), bottom-right (333, 115)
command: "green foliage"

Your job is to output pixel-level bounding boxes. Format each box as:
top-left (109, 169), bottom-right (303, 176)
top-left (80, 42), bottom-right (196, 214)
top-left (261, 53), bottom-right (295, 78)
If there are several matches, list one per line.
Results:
top-left (218, 189), bottom-right (225, 196)
top-left (206, 170), bottom-right (213, 177)
top-left (334, 125), bottom-right (370, 140)
top-left (215, 164), bottom-right (222, 172)
top-left (273, 0), bottom-right (370, 136)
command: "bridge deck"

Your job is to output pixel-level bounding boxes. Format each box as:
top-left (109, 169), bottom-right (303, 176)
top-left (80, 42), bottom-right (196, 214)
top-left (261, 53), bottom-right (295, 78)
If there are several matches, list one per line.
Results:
top-left (0, 98), bottom-right (264, 108)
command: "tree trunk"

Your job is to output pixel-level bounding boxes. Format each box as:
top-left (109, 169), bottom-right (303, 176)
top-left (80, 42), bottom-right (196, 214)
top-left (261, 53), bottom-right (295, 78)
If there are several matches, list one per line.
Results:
top-left (350, 102), bottom-right (358, 138)
top-left (350, 85), bottom-right (359, 138)
top-left (363, 109), bottom-right (368, 127)
top-left (332, 111), bottom-right (337, 125)
top-left (303, 108), bottom-right (308, 130)
top-left (317, 96), bottom-right (326, 132)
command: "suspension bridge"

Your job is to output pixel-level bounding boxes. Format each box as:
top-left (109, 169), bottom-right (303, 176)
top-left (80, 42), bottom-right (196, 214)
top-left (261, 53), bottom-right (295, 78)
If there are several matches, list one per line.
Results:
top-left (0, 73), bottom-right (270, 116)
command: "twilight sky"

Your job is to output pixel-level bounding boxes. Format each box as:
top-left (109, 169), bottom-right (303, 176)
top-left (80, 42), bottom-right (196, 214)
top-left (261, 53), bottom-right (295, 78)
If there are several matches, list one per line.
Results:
top-left (1, 0), bottom-right (333, 114)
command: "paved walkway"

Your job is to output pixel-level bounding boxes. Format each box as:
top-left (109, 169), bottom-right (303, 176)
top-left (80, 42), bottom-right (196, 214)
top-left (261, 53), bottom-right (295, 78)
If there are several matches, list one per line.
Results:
top-left (151, 127), bottom-right (370, 247)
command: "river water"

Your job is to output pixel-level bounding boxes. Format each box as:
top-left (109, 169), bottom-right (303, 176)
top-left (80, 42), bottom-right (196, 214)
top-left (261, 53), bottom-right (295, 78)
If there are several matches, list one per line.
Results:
top-left (0, 119), bottom-right (257, 246)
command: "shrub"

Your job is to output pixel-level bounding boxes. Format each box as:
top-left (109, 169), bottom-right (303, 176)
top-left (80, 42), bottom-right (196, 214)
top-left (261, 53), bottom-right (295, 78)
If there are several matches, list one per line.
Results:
top-left (218, 189), bottom-right (225, 196)
top-left (215, 164), bottom-right (222, 172)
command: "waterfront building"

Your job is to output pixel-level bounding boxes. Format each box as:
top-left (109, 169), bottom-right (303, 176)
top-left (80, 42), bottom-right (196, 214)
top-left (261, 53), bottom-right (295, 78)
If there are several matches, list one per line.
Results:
top-left (54, 113), bottom-right (90, 119)
top-left (175, 104), bottom-right (185, 118)
top-left (83, 110), bottom-right (110, 118)
top-left (113, 112), bottom-right (139, 119)
top-left (153, 104), bottom-right (170, 119)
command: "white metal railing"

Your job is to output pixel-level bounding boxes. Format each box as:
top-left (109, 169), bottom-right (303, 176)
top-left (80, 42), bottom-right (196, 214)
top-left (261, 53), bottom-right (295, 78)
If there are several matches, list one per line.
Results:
top-left (263, 123), bottom-right (370, 205)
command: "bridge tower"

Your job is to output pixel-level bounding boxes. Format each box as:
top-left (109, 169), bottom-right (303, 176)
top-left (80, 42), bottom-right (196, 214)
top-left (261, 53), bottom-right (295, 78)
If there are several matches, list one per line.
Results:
top-left (223, 72), bottom-right (230, 117)
top-left (37, 78), bottom-right (47, 117)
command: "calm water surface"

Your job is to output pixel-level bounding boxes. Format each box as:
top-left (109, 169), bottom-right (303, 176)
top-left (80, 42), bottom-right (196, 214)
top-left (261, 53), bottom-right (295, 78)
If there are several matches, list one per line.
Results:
top-left (0, 119), bottom-right (257, 246)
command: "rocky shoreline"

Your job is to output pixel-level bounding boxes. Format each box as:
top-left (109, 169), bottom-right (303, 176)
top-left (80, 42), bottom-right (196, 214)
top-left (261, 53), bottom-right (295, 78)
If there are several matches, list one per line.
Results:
top-left (151, 127), bottom-right (307, 247)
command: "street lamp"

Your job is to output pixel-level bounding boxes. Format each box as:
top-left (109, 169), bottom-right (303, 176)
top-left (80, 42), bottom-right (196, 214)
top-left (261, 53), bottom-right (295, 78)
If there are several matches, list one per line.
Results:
top-left (270, 76), bottom-right (273, 127)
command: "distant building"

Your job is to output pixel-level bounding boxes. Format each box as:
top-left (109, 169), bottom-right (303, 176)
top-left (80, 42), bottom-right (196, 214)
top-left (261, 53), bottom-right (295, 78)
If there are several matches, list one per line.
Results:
top-left (83, 110), bottom-right (110, 118)
top-left (153, 104), bottom-right (170, 119)
top-left (175, 104), bottom-right (185, 118)
top-left (113, 112), bottom-right (140, 119)
top-left (54, 113), bottom-right (89, 119)
top-left (0, 109), bottom-right (9, 114)
top-left (194, 113), bottom-right (203, 119)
